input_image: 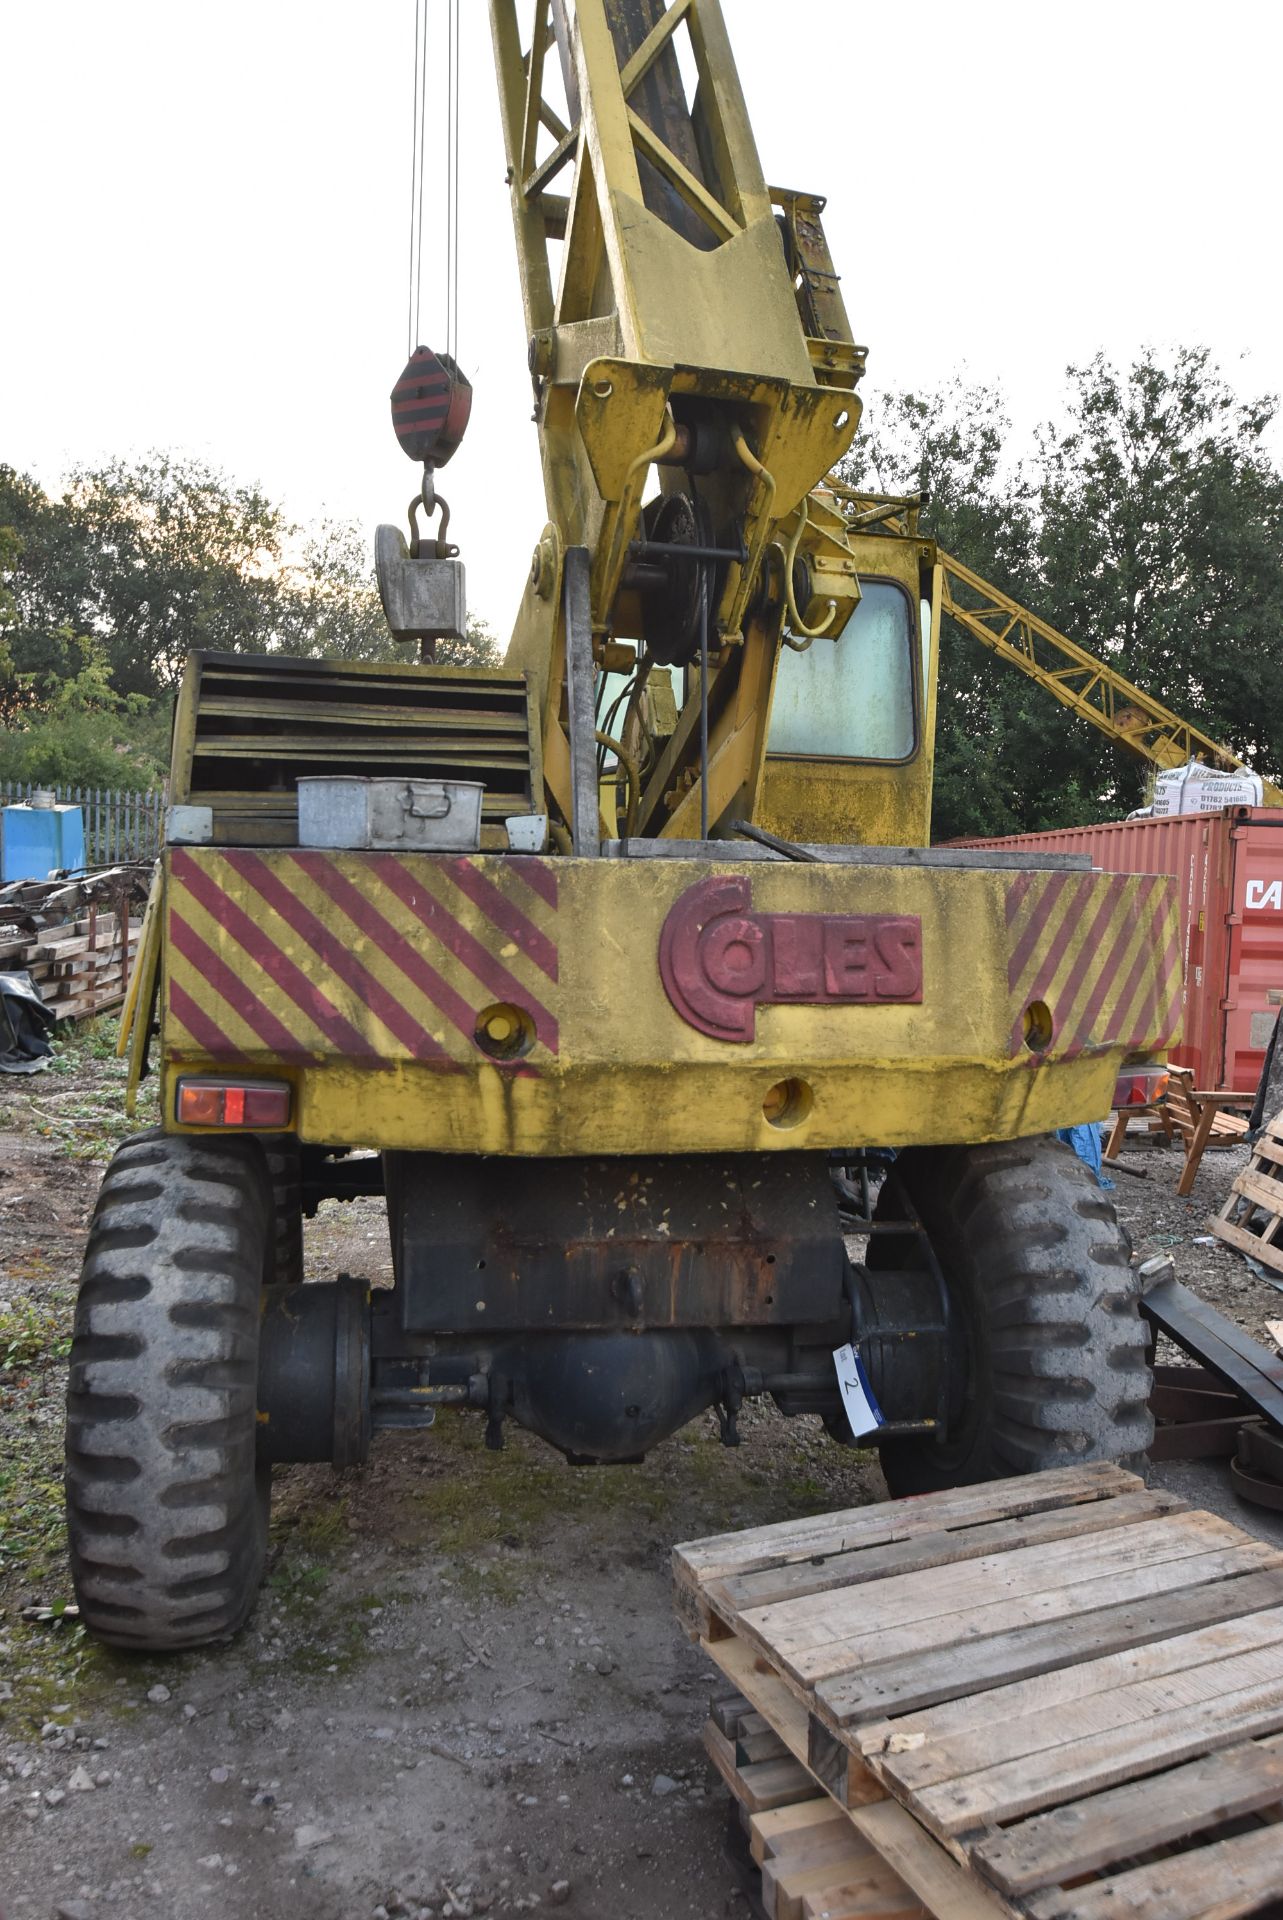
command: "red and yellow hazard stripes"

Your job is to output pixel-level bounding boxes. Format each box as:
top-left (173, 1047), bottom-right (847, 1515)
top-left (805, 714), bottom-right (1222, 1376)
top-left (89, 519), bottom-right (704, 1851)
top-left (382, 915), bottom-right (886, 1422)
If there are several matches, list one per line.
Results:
top-left (158, 847), bottom-right (1184, 1158)
top-left (165, 848), bottom-right (559, 1069)
top-left (1005, 870), bottom-right (1182, 1062)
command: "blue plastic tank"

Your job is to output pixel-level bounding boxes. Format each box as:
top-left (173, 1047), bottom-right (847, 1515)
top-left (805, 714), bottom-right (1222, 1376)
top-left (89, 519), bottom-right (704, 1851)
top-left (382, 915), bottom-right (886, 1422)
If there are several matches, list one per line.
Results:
top-left (1, 804), bottom-right (87, 882)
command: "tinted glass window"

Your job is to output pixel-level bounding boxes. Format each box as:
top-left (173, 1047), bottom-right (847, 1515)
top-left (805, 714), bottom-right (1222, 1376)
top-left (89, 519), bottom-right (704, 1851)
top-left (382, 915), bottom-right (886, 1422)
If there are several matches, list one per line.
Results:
top-left (768, 579), bottom-right (916, 760)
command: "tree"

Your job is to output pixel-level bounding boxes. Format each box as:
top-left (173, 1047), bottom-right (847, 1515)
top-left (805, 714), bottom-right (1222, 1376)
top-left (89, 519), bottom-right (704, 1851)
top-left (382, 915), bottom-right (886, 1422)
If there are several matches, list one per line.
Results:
top-left (0, 455), bottom-right (503, 790)
top-left (839, 351), bottom-right (1283, 839)
top-left (62, 454), bottom-right (287, 697)
top-left (838, 377), bottom-right (1056, 840)
top-left (0, 465), bottom-right (106, 727)
top-left (1037, 349), bottom-right (1283, 791)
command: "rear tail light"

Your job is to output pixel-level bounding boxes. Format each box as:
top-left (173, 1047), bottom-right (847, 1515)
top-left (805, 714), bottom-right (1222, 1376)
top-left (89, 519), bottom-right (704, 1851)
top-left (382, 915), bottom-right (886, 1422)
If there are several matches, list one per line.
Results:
top-left (176, 1078), bottom-right (292, 1129)
top-left (1111, 1066), bottom-right (1170, 1110)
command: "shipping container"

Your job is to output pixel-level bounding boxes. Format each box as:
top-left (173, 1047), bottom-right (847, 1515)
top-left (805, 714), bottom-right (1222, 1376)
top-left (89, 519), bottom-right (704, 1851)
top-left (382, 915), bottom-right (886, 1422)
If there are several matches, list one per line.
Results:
top-left (956, 808), bottom-right (1283, 1094)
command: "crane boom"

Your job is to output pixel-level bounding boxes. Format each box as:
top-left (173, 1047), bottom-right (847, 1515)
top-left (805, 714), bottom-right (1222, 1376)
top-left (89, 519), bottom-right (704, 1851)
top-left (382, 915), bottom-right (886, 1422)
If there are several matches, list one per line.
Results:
top-left (834, 490), bottom-right (1282, 805)
top-left (940, 547), bottom-right (1283, 802)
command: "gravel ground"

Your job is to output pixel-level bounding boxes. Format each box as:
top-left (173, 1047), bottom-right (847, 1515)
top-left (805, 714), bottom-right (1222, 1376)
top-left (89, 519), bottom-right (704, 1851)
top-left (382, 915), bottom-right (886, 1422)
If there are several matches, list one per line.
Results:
top-left (3, 1029), bottom-right (1282, 1920)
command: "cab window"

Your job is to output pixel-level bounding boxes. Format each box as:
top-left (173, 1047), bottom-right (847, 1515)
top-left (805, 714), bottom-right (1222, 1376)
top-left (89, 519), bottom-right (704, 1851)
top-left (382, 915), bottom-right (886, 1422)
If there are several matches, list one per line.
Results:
top-left (768, 578), bottom-right (917, 761)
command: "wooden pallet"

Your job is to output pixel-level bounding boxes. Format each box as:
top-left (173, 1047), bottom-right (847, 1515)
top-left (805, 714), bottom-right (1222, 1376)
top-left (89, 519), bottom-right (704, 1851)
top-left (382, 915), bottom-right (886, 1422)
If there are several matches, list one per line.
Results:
top-left (710, 1689), bottom-right (932, 1918)
top-left (675, 1463), bottom-right (1283, 1919)
top-left (0, 910), bottom-right (141, 1023)
top-left (1212, 1114), bottom-right (1283, 1275)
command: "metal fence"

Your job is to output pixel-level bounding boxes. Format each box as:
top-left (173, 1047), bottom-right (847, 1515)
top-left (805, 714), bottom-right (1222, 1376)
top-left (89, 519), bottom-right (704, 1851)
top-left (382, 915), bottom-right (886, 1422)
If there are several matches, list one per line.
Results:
top-left (0, 780), bottom-right (166, 868)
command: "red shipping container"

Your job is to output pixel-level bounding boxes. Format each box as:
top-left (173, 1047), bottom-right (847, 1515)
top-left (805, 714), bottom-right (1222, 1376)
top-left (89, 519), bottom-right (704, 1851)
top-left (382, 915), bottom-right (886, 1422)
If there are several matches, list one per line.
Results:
top-left (956, 808), bottom-right (1283, 1094)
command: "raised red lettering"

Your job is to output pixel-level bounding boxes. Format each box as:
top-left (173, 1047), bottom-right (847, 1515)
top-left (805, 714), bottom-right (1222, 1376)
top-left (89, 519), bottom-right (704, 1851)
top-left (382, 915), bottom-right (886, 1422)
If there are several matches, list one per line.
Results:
top-left (700, 914), bottom-right (767, 996)
top-left (823, 920), bottom-right (871, 998)
top-left (871, 919), bottom-right (922, 1000)
top-left (769, 915), bottom-right (824, 999)
top-left (659, 878), bottom-right (923, 1042)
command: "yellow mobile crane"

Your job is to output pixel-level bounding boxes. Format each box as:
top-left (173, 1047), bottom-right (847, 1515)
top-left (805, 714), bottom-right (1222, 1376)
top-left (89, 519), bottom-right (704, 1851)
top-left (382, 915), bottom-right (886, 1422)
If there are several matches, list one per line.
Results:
top-left (67, 1), bottom-right (1180, 1652)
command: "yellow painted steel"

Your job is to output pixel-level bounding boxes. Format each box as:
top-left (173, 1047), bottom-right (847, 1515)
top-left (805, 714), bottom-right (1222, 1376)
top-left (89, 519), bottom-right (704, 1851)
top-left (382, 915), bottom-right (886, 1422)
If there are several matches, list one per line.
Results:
top-left (119, 868), bottom-right (162, 1118)
top-left (489, 0), bottom-right (876, 841)
top-left (160, 849), bottom-right (1181, 1159)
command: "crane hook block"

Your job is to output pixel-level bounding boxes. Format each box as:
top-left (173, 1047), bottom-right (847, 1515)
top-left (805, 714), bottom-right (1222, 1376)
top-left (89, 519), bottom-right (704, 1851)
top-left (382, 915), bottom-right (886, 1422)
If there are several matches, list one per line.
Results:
top-left (391, 347), bottom-right (472, 468)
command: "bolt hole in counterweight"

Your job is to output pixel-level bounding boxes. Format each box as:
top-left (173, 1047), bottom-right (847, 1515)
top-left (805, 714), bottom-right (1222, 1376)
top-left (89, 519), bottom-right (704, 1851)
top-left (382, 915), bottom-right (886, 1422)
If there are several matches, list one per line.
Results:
top-left (762, 1077), bottom-right (814, 1129)
top-left (1023, 999), bottom-right (1054, 1051)
top-left (474, 1001), bottom-right (536, 1060)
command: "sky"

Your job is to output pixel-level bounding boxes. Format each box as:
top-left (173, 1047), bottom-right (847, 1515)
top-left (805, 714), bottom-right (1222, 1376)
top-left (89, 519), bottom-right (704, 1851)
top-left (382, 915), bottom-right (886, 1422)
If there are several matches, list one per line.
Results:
top-left (4, 1), bottom-right (1282, 639)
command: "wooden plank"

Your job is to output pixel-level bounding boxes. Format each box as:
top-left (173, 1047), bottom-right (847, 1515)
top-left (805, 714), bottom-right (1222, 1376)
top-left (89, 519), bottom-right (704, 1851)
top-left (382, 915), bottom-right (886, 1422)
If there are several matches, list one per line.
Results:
top-left (749, 1512), bottom-right (1243, 1653)
top-left (750, 1800), bottom-right (852, 1866)
top-left (711, 1690), bottom-right (753, 1737)
top-left (809, 1716), bottom-right (886, 1809)
top-left (760, 1826), bottom-right (877, 1891)
top-left (677, 1470), bottom-right (1147, 1641)
top-left (675, 1463), bottom-right (1138, 1593)
top-left (910, 1668), bottom-right (1283, 1835)
top-left (801, 1885), bottom-right (926, 1920)
top-left (703, 1719), bottom-right (742, 1799)
top-left (881, 1624), bottom-right (1283, 1795)
top-left (765, 1848), bottom-right (909, 1920)
top-left (1231, 1168), bottom-right (1283, 1216)
top-left (739, 1724), bottom-right (792, 1766)
top-left (705, 1719), bottom-right (814, 1815)
top-left (1211, 1212), bottom-right (1283, 1274)
top-left (802, 1890), bottom-right (926, 1920)
top-left (797, 1539), bottom-right (1283, 1691)
top-left (735, 1709), bottom-right (773, 1744)
top-left (704, 1633), bottom-right (811, 1760)
top-left (845, 1801), bottom-right (1009, 1920)
top-left (855, 1603), bottom-right (1283, 1763)
top-left (736, 1756), bottom-right (819, 1815)
top-left (715, 1490), bottom-right (1184, 1616)
top-left (816, 1565), bottom-right (1283, 1728)
top-left (1022, 1820), bottom-right (1283, 1920)
top-left (748, 1519), bottom-right (1267, 1687)
top-left (972, 1732), bottom-right (1283, 1897)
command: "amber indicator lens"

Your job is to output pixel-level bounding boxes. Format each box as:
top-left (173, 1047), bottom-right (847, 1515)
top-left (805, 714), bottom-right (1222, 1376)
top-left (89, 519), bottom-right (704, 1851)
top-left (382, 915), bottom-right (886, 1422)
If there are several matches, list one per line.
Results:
top-left (176, 1078), bottom-right (291, 1128)
top-left (1111, 1067), bottom-right (1170, 1109)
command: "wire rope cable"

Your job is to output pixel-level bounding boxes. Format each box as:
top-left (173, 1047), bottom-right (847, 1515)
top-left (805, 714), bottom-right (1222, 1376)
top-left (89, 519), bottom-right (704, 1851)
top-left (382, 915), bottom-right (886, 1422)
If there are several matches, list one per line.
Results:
top-left (407, 0), bottom-right (429, 357)
top-left (447, 0), bottom-right (461, 362)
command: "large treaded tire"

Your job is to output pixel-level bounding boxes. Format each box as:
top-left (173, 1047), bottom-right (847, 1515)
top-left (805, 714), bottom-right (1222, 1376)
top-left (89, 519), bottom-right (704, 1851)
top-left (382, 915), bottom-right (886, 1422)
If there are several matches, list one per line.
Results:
top-left (871, 1137), bottom-right (1152, 1497)
top-left (65, 1130), bottom-right (273, 1651)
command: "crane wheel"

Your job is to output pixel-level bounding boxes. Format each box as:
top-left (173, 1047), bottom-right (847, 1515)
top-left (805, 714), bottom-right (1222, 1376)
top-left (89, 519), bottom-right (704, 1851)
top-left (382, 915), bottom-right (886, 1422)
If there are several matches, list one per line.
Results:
top-left (869, 1137), bottom-right (1152, 1497)
top-left (65, 1130), bottom-right (273, 1651)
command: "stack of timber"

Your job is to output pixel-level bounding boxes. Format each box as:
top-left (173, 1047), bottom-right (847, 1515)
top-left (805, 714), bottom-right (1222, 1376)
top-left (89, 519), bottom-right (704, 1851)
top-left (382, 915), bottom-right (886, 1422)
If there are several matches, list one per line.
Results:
top-left (0, 867), bottom-right (150, 1022)
top-left (1212, 1112), bottom-right (1283, 1276)
top-left (675, 1463), bottom-right (1283, 1919)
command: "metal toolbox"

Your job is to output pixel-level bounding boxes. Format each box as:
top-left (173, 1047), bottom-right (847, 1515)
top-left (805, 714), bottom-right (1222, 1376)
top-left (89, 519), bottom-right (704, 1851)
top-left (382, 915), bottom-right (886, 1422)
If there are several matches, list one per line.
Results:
top-left (297, 776), bottom-right (484, 853)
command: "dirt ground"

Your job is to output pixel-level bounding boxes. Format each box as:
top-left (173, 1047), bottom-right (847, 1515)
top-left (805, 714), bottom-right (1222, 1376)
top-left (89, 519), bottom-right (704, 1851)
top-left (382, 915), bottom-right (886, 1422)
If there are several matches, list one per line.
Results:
top-left (2, 1029), bottom-right (1282, 1920)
